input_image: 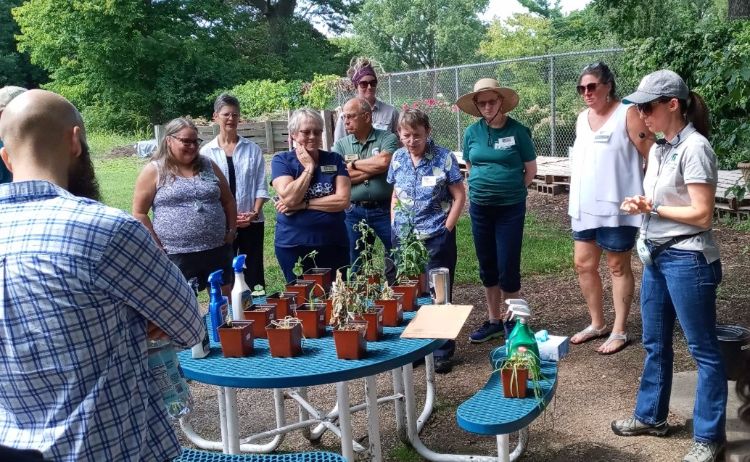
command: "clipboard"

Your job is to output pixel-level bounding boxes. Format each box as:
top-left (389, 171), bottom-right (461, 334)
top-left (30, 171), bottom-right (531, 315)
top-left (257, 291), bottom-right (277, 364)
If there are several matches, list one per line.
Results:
top-left (400, 305), bottom-right (473, 339)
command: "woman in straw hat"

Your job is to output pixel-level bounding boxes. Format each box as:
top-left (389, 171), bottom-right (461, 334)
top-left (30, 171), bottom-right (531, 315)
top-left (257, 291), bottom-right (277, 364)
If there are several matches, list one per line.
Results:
top-left (456, 78), bottom-right (537, 344)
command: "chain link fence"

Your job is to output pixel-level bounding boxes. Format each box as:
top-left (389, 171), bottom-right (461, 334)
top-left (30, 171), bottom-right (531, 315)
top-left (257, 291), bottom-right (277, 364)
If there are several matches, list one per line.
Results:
top-left (336, 48), bottom-right (636, 157)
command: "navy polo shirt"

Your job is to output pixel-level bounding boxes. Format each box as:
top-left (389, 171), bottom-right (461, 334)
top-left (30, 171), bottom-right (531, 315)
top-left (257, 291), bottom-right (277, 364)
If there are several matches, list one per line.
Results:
top-left (271, 149), bottom-right (349, 247)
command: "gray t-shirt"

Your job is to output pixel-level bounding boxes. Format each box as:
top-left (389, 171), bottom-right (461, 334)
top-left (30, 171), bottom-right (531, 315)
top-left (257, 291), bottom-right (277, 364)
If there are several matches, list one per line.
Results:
top-left (641, 124), bottom-right (719, 263)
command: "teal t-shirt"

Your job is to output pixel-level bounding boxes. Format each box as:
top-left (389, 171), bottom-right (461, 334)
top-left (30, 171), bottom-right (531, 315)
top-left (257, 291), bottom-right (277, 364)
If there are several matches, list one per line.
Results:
top-left (463, 117), bottom-right (536, 206)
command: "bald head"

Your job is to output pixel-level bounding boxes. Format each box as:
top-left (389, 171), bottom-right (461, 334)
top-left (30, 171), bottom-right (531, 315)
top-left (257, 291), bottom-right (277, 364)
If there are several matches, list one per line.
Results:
top-left (0, 90), bottom-right (85, 162)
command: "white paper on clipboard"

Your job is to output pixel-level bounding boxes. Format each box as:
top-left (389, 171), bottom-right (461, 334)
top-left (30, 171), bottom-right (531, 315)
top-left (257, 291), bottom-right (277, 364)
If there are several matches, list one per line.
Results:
top-left (400, 305), bottom-right (473, 339)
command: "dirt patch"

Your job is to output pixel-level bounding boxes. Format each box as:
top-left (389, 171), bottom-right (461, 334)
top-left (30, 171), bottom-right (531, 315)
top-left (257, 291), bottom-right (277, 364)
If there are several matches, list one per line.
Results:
top-left (176, 190), bottom-right (750, 461)
top-left (107, 144), bottom-right (137, 158)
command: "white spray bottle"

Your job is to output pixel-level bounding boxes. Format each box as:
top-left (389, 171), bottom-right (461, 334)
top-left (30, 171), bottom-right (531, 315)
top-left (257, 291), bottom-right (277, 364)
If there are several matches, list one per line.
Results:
top-left (231, 254), bottom-right (252, 321)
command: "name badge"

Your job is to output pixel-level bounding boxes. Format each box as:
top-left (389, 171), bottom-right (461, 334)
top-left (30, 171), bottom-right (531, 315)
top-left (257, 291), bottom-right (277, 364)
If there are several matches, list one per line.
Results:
top-left (373, 122), bottom-right (388, 131)
top-left (421, 176), bottom-right (437, 187)
top-left (344, 154), bottom-right (358, 161)
top-left (594, 131), bottom-right (612, 143)
top-left (371, 148), bottom-right (380, 156)
top-left (494, 136), bottom-right (516, 149)
top-left (320, 165), bottom-right (337, 173)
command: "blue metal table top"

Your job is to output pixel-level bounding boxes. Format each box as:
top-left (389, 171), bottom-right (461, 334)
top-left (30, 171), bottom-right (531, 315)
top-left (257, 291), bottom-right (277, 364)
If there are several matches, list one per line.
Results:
top-left (178, 297), bottom-right (444, 388)
top-left (455, 347), bottom-right (558, 435)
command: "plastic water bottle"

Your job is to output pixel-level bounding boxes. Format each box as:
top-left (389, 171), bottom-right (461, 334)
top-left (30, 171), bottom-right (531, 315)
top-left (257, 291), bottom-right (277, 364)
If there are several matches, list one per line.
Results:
top-left (147, 338), bottom-right (193, 419)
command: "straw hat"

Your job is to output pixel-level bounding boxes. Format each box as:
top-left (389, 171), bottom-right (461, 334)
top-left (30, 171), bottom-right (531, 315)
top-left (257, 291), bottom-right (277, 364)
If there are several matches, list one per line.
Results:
top-left (456, 78), bottom-right (519, 117)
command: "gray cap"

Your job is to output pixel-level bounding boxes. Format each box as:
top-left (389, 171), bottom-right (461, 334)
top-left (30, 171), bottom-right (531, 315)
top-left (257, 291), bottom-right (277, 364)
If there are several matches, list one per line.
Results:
top-left (0, 86), bottom-right (27, 111)
top-left (622, 70), bottom-right (689, 104)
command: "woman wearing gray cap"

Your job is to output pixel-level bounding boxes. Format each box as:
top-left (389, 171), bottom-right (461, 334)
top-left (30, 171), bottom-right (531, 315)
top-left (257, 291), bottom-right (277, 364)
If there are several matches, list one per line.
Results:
top-left (615, 70), bottom-right (725, 462)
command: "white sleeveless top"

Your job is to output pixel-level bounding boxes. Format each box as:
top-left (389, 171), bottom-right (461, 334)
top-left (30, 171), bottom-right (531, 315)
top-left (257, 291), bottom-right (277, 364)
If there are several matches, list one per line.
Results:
top-left (568, 102), bottom-right (644, 231)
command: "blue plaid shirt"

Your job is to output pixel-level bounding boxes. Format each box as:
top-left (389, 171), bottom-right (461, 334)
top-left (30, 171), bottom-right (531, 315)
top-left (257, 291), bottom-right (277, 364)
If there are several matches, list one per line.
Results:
top-left (387, 142), bottom-right (463, 238)
top-left (0, 181), bottom-right (205, 462)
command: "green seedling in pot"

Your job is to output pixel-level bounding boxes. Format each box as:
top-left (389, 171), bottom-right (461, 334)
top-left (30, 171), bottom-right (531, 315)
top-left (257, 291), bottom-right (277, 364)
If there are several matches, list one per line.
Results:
top-left (494, 346), bottom-right (545, 407)
top-left (293, 250), bottom-right (319, 278)
top-left (391, 201), bottom-right (429, 283)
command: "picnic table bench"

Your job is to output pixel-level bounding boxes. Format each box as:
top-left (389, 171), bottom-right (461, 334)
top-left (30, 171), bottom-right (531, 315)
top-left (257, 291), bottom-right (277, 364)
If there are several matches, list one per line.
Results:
top-left (174, 448), bottom-right (345, 462)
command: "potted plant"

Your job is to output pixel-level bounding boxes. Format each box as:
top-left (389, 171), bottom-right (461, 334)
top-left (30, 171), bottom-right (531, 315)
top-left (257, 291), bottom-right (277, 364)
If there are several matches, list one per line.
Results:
top-left (242, 303), bottom-right (276, 339)
top-left (293, 250), bottom-right (331, 295)
top-left (391, 206), bottom-right (429, 308)
top-left (352, 220), bottom-right (385, 285)
top-left (266, 316), bottom-right (303, 358)
top-left (330, 270), bottom-right (368, 359)
top-left (265, 291), bottom-right (298, 319)
top-left (217, 315), bottom-right (254, 358)
top-left (285, 278), bottom-right (315, 304)
top-left (375, 281), bottom-right (404, 327)
top-left (294, 283), bottom-right (327, 338)
top-left (495, 347), bottom-right (544, 403)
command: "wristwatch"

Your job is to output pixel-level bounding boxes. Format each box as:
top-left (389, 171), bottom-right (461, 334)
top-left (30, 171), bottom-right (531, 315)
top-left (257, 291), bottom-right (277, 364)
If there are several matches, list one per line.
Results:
top-left (650, 203), bottom-right (660, 217)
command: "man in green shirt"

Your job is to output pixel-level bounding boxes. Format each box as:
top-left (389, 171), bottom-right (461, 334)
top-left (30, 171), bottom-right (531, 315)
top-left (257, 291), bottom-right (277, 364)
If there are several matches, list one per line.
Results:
top-left (333, 98), bottom-right (399, 283)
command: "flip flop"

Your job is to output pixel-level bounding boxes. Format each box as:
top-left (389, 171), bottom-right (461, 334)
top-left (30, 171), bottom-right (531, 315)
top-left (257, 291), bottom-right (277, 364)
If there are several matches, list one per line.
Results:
top-left (570, 324), bottom-right (610, 345)
top-left (598, 332), bottom-right (630, 355)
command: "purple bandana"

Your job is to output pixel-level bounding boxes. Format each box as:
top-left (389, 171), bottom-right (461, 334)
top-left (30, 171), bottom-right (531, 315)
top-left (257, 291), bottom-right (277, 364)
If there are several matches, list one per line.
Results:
top-left (352, 65), bottom-right (376, 85)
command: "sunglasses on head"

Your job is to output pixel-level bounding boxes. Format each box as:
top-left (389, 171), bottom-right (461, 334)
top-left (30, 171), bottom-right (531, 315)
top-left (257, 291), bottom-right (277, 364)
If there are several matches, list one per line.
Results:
top-left (576, 82), bottom-right (602, 95)
top-left (357, 79), bottom-right (378, 89)
top-left (635, 97), bottom-right (673, 116)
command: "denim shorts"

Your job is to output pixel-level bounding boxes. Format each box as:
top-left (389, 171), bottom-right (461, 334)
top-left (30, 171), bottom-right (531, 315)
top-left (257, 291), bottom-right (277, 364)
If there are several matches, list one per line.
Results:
top-left (572, 226), bottom-right (638, 253)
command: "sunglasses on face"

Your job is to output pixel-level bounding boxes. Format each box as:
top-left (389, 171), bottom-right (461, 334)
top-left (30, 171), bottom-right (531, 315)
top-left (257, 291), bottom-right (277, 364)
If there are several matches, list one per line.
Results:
top-left (636, 98), bottom-right (672, 116)
top-left (576, 82), bottom-right (602, 95)
top-left (475, 98), bottom-right (501, 108)
top-left (170, 135), bottom-right (202, 147)
top-left (357, 80), bottom-right (378, 89)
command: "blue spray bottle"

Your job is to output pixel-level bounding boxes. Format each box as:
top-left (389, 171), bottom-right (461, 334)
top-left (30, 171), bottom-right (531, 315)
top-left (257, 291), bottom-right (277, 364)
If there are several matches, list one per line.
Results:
top-left (208, 270), bottom-right (229, 343)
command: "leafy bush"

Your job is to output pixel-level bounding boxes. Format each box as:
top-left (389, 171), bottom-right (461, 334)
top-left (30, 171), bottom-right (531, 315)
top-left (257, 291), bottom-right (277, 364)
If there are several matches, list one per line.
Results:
top-left (302, 74), bottom-right (343, 109)
top-left (228, 79), bottom-right (304, 118)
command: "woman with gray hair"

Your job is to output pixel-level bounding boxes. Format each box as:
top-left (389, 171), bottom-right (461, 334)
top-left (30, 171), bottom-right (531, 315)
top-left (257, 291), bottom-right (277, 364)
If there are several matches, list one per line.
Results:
top-left (271, 108), bottom-right (351, 283)
top-left (201, 93), bottom-right (269, 290)
top-left (133, 117), bottom-right (237, 294)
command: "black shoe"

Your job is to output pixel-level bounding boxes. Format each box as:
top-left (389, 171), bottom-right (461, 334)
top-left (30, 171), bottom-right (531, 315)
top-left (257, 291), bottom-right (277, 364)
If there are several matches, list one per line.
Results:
top-left (434, 357), bottom-right (453, 374)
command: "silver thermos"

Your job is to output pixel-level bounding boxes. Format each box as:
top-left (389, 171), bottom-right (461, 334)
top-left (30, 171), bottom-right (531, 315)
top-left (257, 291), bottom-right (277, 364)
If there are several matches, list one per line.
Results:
top-left (429, 267), bottom-right (451, 305)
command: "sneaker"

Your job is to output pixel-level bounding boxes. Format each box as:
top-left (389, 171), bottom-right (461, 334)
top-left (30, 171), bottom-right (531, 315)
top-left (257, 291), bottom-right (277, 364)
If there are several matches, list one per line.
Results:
top-left (682, 441), bottom-right (724, 462)
top-left (469, 321), bottom-right (504, 343)
top-left (611, 416), bottom-right (669, 437)
top-left (434, 357), bottom-right (453, 374)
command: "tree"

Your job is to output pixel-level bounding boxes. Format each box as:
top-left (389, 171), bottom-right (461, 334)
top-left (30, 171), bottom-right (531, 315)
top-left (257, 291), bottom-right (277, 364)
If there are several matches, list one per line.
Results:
top-left (0, 0), bottom-right (45, 88)
top-left (479, 14), bottom-right (554, 60)
top-left (351, 0), bottom-right (489, 71)
top-left (517, 0), bottom-right (562, 19)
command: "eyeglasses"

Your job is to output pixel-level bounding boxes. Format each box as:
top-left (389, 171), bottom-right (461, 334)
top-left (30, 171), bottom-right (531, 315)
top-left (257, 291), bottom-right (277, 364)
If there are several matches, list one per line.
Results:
top-left (474, 98), bottom-right (501, 108)
top-left (170, 135), bottom-right (202, 147)
top-left (342, 112), bottom-right (366, 121)
top-left (636, 98), bottom-right (672, 116)
top-left (576, 82), bottom-right (602, 95)
top-left (218, 112), bottom-right (239, 119)
top-left (357, 79), bottom-right (378, 89)
top-left (400, 134), bottom-right (424, 143)
top-left (298, 129), bottom-right (323, 137)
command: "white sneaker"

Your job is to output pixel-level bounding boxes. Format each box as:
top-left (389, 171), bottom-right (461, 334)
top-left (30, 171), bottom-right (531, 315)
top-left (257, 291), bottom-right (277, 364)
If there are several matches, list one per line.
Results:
top-left (682, 441), bottom-right (724, 462)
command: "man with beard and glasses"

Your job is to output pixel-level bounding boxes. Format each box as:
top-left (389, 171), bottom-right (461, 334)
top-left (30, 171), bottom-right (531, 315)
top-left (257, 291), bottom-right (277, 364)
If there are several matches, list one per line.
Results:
top-left (0, 90), bottom-right (205, 461)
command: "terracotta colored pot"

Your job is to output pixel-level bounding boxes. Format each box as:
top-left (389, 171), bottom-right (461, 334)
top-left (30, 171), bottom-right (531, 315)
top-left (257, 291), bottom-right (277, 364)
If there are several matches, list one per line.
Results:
top-left (285, 279), bottom-right (315, 304)
top-left (407, 273), bottom-right (428, 295)
top-left (266, 322), bottom-right (303, 358)
top-left (242, 304), bottom-right (276, 338)
top-left (501, 367), bottom-right (529, 398)
top-left (218, 321), bottom-right (254, 358)
top-left (393, 282), bottom-right (418, 311)
top-left (265, 292), bottom-right (298, 319)
top-left (302, 267), bottom-right (332, 295)
top-left (333, 322), bottom-right (367, 360)
top-left (357, 307), bottom-right (383, 341)
top-left (376, 295), bottom-right (404, 327)
top-left (294, 303), bottom-right (327, 338)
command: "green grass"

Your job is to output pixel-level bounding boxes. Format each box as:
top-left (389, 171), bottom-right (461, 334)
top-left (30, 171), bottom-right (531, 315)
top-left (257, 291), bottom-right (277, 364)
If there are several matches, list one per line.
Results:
top-left (388, 443), bottom-right (422, 462)
top-left (90, 132), bottom-right (573, 295)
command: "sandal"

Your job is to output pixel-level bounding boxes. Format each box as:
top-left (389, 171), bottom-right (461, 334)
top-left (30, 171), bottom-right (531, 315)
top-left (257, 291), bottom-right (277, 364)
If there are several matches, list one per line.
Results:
top-left (570, 324), bottom-right (610, 345)
top-left (598, 332), bottom-right (630, 355)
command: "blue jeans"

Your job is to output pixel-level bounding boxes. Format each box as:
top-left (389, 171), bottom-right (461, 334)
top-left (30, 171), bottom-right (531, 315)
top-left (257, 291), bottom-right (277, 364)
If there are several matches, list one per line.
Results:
top-left (345, 204), bottom-right (396, 284)
top-left (468, 201), bottom-right (525, 292)
top-left (635, 247), bottom-right (726, 443)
